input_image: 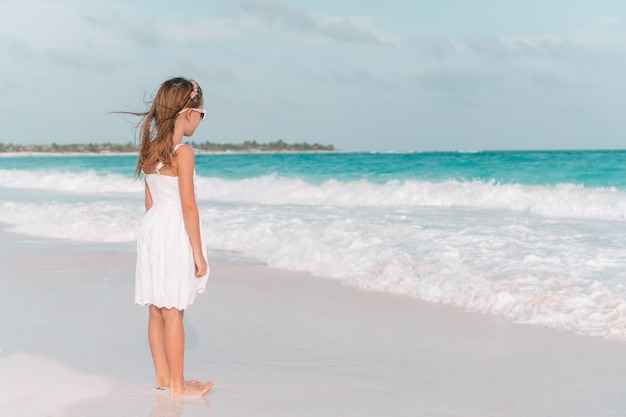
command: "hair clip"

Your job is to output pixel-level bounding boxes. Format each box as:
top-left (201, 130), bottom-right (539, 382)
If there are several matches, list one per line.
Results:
top-left (190, 80), bottom-right (198, 99)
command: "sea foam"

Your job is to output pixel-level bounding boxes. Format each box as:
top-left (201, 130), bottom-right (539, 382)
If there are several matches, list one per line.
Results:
top-left (4, 168), bottom-right (626, 340)
top-left (195, 176), bottom-right (626, 221)
top-left (3, 169), bottom-right (626, 221)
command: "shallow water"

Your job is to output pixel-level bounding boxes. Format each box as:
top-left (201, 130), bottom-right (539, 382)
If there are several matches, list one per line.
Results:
top-left (2, 150), bottom-right (626, 339)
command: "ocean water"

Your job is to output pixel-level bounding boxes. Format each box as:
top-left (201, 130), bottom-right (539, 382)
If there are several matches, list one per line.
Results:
top-left (3, 150), bottom-right (626, 339)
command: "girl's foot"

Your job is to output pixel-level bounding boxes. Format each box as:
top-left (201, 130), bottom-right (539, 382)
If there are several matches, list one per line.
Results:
top-left (156, 379), bottom-right (203, 390)
top-left (170, 380), bottom-right (214, 397)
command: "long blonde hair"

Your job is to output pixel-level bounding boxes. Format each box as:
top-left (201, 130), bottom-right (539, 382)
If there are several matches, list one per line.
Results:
top-left (133, 77), bottom-right (203, 176)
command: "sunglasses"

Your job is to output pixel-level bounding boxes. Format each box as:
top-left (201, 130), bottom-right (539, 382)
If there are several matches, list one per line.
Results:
top-left (178, 108), bottom-right (206, 121)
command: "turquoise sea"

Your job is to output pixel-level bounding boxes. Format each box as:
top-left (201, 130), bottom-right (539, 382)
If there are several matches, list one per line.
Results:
top-left (3, 150), bottom-right (626, 339)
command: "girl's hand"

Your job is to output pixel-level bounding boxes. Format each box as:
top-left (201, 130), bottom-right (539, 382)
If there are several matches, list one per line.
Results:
top-left (194, 253), bottom-right (208, 277)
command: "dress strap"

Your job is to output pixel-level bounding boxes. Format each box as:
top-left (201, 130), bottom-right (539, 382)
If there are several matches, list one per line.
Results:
top-left (154, 144), bottom-right (185, 174)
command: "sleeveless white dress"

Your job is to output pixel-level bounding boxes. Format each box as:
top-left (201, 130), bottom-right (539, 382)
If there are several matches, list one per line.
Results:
top-left (135, 144), bottom-right (209, 310)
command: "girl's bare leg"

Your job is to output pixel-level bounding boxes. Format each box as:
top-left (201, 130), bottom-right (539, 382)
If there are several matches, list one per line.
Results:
top-left (161, 307), bottom-right (213, 396)
top-left (148, 305), bottom-right (170, 388)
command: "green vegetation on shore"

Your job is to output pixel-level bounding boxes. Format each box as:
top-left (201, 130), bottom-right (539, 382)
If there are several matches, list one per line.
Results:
top-left (0, 140), bottom-right (335, 153)
top-left (189, 140), bottom-right (334, 152)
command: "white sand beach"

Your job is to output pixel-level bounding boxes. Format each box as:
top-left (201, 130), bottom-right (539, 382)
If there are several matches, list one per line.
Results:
top-left (1, 228), bottom-right (626, 417)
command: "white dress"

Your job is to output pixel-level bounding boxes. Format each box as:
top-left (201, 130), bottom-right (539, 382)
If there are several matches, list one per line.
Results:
top-left (135, 144), bottom-right (209, 310)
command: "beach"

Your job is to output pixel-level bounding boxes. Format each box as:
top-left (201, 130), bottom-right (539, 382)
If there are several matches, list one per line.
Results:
top-left (2, 228), bottom-right (626, 417)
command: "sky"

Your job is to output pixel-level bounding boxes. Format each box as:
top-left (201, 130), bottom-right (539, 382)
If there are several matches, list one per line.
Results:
top-left (1, 0), bottom-right (626, 152)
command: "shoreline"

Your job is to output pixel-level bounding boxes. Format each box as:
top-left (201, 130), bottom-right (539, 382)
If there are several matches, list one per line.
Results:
top-left (0, 140), bottom-right (336, 156)
top-left (0, 150), bottom-right (341, 157)
top-left (2, 149), bottom-right (626, 157)
top-left (2, 229), bottom-right (626, 416)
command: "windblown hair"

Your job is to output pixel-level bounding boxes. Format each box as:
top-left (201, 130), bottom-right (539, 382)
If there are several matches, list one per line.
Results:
top-left (132, 77), bottom-right (203, 177)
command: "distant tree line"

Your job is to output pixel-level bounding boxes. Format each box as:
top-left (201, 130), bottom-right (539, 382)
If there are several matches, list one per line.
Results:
top-left (0, 142), bottom-right (137, 153)
top-left (0, 140), bottom-right (335, 153)
top-left (188, 140), bottom-right (335, 152)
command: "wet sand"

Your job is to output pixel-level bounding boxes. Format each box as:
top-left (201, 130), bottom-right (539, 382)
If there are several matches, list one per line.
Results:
top-left (1, 229), bottom-right (626, 416)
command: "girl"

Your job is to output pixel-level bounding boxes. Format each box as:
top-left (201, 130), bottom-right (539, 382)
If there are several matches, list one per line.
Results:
top-left (133, 77), bottom-right (213, 396)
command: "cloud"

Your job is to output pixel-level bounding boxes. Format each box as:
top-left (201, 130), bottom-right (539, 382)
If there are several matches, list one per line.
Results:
top-left (46, 48), bottom-right (118, 72)
top-left (415, 67), bottom-right (570, 104)
top-left (463, 34), bottom-right (626, 61)
top-left (466, 35), bottom-right (579, 60)
top-left (0, 79), bottom-right (21, 100)
top-left (179, 58), bottom-right (239, 83)
top-left (238, 0), bottom-right (382, 44)
top-left (411, 36), bottom-right (458, 59)
top-left (162, 17), bottom-right (247, 42)
top-left (464, 36), bottom-right (510, 59)
top-left (0, 2), bottom-right (117, 49)
top-left (124, 21), bottom-right (169, 48)
top-left (0, 1), bottom-right (129, 72)
top-left (302, 70), bottom-right (395, 91)
top-left (586, 15), bottom-right (623, 30)
top-left (406, 29), bottom-right (626, 67)
top-left (416, 69), bottom-right (501, 98)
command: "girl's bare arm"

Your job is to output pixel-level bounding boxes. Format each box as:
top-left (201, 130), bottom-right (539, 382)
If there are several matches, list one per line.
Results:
top-left (144, 182), bottom-right (153, 211)
top-left (175, 145), bottom-right (208, 277)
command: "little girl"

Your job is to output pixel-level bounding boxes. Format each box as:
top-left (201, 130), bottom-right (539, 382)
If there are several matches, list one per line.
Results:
top-left (133, 77), bottom-right (213, 396)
